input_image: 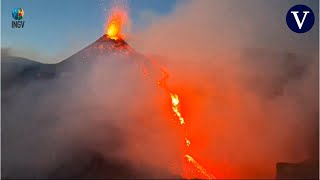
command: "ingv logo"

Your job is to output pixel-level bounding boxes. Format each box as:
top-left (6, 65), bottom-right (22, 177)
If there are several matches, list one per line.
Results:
top-left (12, 8), bottom-right (25, 28)
top-left (286, 4), bottom-right (315, 33)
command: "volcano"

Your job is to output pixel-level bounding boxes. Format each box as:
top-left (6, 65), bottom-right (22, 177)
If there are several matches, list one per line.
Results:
top-left (56, 35), bottom-right (137, 73)
top-left (2, 33), bottom-right (319, 179)
top-left (63, 35), bottom-right (136, 61)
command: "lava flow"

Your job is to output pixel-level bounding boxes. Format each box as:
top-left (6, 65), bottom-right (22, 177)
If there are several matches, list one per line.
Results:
top-left (157, 68), bottom-right (216, 179)
top-left (170, 93), bottom-right (185, 125)
top-left (103, 7), bottom-right (216, 179)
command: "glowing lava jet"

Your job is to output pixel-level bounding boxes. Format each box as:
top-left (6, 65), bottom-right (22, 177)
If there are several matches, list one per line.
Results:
top-left (105, 8), bottom-right (128, 40)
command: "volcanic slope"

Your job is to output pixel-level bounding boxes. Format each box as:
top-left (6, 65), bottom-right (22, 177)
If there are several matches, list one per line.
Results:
top-left (1, 35), bottom-right (176, 179)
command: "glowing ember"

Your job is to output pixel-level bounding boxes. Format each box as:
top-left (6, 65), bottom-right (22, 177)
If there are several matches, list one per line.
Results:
top-left (105, 8), bottom-right (128, 40)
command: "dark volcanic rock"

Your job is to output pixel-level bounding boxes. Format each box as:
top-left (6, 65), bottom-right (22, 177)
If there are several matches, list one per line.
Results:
top-left (276, 159), bottom-right (319, 179)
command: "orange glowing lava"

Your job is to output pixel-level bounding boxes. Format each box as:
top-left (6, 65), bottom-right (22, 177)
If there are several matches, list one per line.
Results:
top-left (169, 92), bottom-right (215, 179)
top-left (155, 68), bottom-right (216, 179)
top-left (105, 8), bottom-right (128, 40)
top-left (185, 138), bottom-right (191, 147)
top-left (170, 93), bottom-right (185, 125)
top-left (185, 154), bottom-right (216, 179)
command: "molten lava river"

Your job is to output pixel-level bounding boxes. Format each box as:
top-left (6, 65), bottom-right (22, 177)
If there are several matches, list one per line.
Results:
top-left (104, 7), bottom-right (217, 179)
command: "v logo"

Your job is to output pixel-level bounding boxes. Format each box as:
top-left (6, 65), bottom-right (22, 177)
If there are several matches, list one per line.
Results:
top-left (290, 11), bottom-right (310, 29)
